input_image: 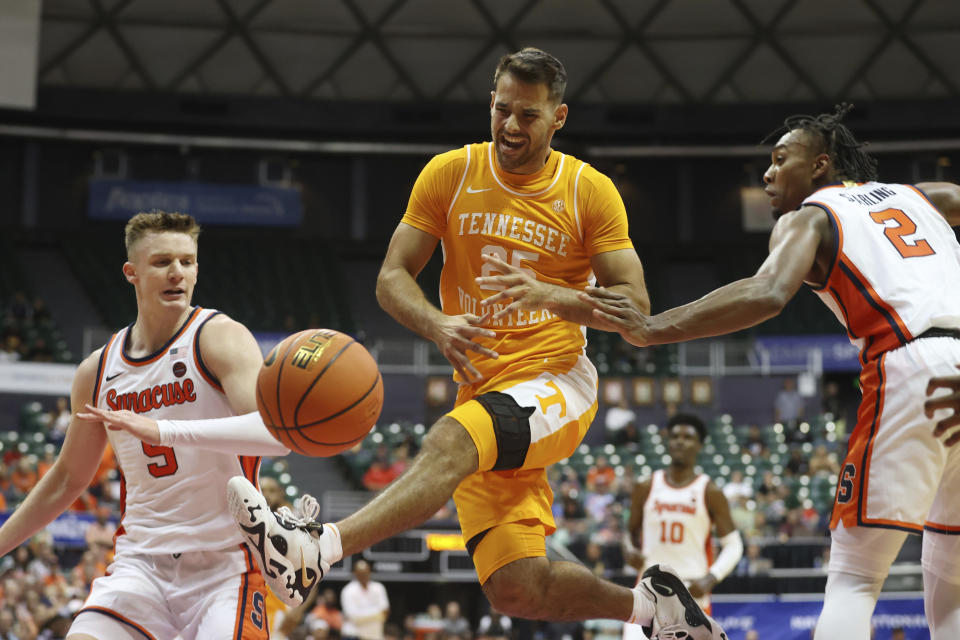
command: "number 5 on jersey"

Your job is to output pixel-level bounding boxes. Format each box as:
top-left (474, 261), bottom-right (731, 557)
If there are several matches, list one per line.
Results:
top-left (142, 442), bottom-right (179, 478)
top-left (479, 245), bottom-right (540, 290)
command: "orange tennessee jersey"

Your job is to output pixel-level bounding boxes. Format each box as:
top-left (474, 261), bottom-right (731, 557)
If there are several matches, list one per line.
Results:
top-left (401, 142), bottom-right (634, 383)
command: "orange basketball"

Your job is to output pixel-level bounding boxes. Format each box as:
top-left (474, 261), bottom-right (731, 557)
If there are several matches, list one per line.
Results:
top-left (256, 329), bottom-right (383, 457)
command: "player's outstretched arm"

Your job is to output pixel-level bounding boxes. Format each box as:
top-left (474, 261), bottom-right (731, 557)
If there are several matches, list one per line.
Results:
top-left (689, 481), bottom-right (743, 598)
top-left (475, 248), bottom-right (650, 329)
top-left (581, 206), bottom-right (826, 346)
top-left (916, 182), bottom-right (960, 226)
top-left (79, 315), bottom-right (291, 456)
top-left (0, 352), bottom-right (107, 556)
top-left (378, 222), bottom-right (497, 382)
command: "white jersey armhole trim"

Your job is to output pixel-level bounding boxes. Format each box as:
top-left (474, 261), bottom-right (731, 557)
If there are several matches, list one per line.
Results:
top-left (487, 142), bottom-right (566, 197)
top-left (445, 144), bottom-right (471, 223)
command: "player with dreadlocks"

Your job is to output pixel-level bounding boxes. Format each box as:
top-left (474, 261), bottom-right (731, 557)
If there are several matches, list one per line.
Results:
top-left (578, 104), bottom-right (960, 638)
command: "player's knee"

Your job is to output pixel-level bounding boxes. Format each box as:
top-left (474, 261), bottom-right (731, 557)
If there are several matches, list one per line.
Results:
top-left (482, 560), bottom-right (550, 619)
top-left (419, 417), bottom-right (479, 478)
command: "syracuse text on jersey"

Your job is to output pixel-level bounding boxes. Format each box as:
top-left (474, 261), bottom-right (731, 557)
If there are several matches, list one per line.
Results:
top-left (105, 378), bottom-right (197, 413)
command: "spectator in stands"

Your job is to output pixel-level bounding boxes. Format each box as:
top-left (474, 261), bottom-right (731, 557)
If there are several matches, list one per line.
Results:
top-left (890, 626), bottom-right (905, 640)
top-left (583, 541), bottom-right (607, 578)
top-left (808, 444), bottom-right (840, 476)
top-left (0, 336), bottom-right (21, 363)
top-left (341, 559), bottom-right (389, 640)
top-left (583, 476), bottom-right (615, 522)
top-left (36, 450), bottom-right (56, 480)
top-left (612, 421), bottom-right (641, 447)
top-left (26, 337), bottom-right (54, 362)
top-left (774, 377), bottom-right (804, 426)
top-left (261, 475), bottom-right (292, 511)
top-left (784, 447), bottom-right (809, 477)
top-left (363, 446), bottom-right (400, 492)
top-left (604, 398), bottom-right (636, 437)
top-left (722, 469), bottom-right (754, 502)
top-left (308, 588), bottom-right (343, 636)
top-left (390, 443), bottom-right (411, 477)
top-left (729, 495), bottom-right (758, 538)
top-left (744, 424), bottom-right (767, 458)
top-left (442, 601), bottom-right (470, 639)
top-left (6, 291), bottom-right (31, 324)
top-left (30, 297), bottom-right (50, 326)
top-left (47, 397), bottom-right (71, 445)
top-left (11, 458), bottom-right (38, 498)
top-left (476, 607), bottom-right (511, 640)
top-left (84, 505), bottom-right (114, 557)
top-left (585, 455), bottom-right (616, 492)
top-left (736, 542), bottom-right (773, 577)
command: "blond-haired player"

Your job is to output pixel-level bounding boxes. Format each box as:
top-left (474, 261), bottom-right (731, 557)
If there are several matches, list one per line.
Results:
top-left (0, 212), bottom-right (291, 639)
top-left (227, 47), bottom-right (727, 640)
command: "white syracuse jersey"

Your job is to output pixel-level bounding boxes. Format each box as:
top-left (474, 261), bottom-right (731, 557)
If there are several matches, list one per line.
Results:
top-left (804, 182), bottom-right (960, 362)
top-left (93, 307), bottom-right (261, 556)
top-left (641, 470), bottom-right (713, 582)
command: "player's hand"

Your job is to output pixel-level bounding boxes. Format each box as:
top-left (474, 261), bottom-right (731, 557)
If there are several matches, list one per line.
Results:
top-left (925, 365), bottom-right (960, 446)
top-left (687, 574), bottom-right (718, 599)
top-left (430, 312), bottom-right (498, 383)
top-left (624, 548), bottom-right (645, 571)
top-left (578, 286), bottom-right (654, 346)
top-left (475, 253), bottom-right (554, 322)
top-left (78, 404), bottom-right (162, 445)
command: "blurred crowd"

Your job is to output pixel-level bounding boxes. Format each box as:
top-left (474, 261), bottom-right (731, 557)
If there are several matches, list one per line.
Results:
top-left (0, 293), bottom-right (61, 364)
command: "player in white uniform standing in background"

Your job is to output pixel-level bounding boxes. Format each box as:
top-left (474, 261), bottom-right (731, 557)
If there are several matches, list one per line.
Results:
top-left (622, 414), bottom-right (742, 640)
top-left (0, 212), bottom-right (291, 640)
top-left (582, 104), bottom-right (960, 639)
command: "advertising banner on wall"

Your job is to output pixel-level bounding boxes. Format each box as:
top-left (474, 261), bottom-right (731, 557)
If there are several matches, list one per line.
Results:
top-left (88, 179), bottom-right (302, 227)
top-left (713, 596), bottom-right (928, 640)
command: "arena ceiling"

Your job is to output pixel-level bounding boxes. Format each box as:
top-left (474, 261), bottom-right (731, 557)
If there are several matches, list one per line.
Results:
top-left (39, 0), bottom-right (960, 105)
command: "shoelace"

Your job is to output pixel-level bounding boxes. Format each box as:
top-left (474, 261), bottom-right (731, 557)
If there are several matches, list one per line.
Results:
top-left (276, 494), bottom-right (322, 530)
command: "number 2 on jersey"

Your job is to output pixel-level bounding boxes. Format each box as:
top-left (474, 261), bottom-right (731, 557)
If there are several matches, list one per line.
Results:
top-left (869, 208), bottom-right (935, 258)
top-left (142, 442), bottom-right (179, 478)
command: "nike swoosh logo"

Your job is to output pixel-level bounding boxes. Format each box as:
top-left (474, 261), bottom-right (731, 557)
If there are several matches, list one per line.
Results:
top-left (300, 546), bottom-right (315, 588)
top-left (105, 372), bottom-right (124, 381)
top-left (465, 186), bottom-right (492, 193)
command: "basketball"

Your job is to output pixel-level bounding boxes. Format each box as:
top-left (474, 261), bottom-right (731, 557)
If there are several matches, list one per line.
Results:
top-left (256, 329), bottom-right (383, 457)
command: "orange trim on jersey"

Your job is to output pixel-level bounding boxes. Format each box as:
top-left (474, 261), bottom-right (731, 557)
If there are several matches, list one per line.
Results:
top-left (119, 307), bottom-right (203, 366)
top-left (238, 455), bottom-right (261, 490)
top-left (924, 522), bottom-right (960, 534)
top-left (193, 311), bottom-right (224, 391)
top-left (111, 470), bottom-right (127, 567)
top-left (831, 354), bottom-right (924, 533)
top-left (832, 256), bottom-right (911, 361)
top-left (77, 606), bottom-right (158, 639)
top-left (92, 332), bottom-right (120, 405)
top-left (233, 570), bottom-right (270, 640)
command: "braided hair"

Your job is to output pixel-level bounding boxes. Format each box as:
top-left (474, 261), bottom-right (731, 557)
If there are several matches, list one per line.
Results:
top-left (772, 103), bottom-right (879, 182)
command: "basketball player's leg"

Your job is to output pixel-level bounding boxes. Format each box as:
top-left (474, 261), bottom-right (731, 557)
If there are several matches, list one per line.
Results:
top-left (229, 413), bottom-right (480, 605)
top-left (335, 414), bottom-right (479, 555)
top-left (474, 522), bottom-right (634, 621)
top-left (814, 523), bottom-right (907, 639)
top-left (70, 554), bottom-right (178, 640)
top-left (922, 446), bottom-right (960, 639)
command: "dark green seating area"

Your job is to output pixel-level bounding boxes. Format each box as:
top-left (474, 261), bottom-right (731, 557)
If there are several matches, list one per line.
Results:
top-left (60, 230), bottom-right (353, 333)
top-left (1, 239), bottom-right (72, 363)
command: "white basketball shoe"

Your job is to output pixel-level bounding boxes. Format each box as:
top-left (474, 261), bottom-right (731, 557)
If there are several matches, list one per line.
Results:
top-left (638, 564), bottom-right (728, 640)
top-left (227, 476), bottom-right (342, 607)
